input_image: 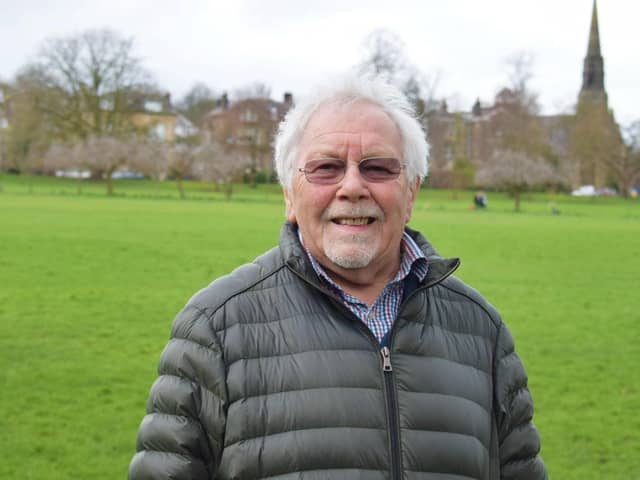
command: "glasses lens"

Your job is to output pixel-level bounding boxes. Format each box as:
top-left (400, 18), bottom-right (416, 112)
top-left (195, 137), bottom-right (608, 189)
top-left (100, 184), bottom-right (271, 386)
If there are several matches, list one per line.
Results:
top-left (304, 159), bottom-right (345, 184)
top-left (359, 157), bottom-right (402, 182)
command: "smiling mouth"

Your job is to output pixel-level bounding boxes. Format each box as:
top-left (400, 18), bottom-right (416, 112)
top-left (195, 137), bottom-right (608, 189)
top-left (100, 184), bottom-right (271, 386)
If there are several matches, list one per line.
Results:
top-left (332, 217), bottom-right (375, 225)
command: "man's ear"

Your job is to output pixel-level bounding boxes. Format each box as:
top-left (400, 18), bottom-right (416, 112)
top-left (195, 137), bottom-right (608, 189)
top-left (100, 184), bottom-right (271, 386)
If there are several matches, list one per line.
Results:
top-left (283, 188), bottom-right (297, 223)
top-left (404, 178), bottom-right (421, 224)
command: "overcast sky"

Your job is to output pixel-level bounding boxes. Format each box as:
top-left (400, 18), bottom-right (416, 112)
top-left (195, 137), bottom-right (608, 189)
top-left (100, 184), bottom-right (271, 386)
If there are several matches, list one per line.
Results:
top-left (1, 0), bottom-right (637, 124)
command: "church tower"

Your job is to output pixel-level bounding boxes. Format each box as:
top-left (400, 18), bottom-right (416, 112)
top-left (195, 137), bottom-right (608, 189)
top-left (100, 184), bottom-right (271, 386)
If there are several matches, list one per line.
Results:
top-left (579, 0), bottom-right (607, 105)
top-left (572, 0), bottom-right (620, 187)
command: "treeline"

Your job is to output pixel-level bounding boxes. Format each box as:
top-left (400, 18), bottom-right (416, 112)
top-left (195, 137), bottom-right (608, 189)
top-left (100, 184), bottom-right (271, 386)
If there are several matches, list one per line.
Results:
top-left (1, 28), bottom-right (639, 208)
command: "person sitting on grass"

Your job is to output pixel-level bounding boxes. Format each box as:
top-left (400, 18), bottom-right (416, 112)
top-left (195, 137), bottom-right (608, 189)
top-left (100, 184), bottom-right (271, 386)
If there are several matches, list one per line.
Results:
top-left (474, 190), bottom-right (488, 208)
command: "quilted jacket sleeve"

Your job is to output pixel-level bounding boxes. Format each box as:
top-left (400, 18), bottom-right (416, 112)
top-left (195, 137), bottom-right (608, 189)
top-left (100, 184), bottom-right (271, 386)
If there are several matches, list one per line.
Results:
top-left (129, 303), bottom-right (228, 480)
top-left (494, 321), bottom-right (548, 480)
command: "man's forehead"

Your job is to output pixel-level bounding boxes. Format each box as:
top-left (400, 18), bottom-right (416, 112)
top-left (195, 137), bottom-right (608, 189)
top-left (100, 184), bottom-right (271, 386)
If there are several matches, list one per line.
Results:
top-left (300, 101), bottom-right (401, 145)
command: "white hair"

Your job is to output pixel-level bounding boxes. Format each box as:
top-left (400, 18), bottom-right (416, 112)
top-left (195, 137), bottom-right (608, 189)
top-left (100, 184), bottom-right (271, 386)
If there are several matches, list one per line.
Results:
top-left (274, 72), bottom-right (429, 190)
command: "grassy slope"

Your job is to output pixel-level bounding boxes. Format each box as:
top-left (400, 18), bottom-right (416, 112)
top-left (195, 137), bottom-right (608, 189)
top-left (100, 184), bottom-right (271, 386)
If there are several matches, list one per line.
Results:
top-left (0, 176), bottom-right (638, 479)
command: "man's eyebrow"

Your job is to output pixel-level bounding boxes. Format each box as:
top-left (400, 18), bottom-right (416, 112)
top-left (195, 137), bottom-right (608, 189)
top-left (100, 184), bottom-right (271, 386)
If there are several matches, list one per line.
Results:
top-left (307, 147), bottom-right (344, 158)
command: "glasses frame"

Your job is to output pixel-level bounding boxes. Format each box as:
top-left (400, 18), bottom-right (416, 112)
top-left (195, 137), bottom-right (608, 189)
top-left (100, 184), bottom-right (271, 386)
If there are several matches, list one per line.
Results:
top-left (298, 157), bottom-right (406, 185)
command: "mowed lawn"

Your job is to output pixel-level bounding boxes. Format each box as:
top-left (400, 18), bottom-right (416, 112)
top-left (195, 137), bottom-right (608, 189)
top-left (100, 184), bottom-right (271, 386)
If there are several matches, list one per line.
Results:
top-left (0, 178), bottom-right (638, 479)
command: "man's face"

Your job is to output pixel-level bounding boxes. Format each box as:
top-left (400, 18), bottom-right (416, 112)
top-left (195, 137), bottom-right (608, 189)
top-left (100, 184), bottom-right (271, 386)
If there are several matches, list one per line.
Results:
top-left (284, 101), bottom-right (419, 278)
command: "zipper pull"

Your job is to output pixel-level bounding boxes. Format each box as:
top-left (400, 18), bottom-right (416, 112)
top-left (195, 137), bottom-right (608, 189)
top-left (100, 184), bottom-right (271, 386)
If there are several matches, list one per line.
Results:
top-left (381, 346), bottom-right (392, 372)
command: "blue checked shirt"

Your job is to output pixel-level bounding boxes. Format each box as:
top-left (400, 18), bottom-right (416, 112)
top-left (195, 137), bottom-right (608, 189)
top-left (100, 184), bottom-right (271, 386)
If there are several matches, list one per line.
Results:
top-left (299, 230), bottom-right (429, 343)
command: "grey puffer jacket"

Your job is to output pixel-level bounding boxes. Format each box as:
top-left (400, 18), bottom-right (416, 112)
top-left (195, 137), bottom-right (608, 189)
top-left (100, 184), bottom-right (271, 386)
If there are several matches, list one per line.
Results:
top-left (129, 223), bottom-right (546, 480)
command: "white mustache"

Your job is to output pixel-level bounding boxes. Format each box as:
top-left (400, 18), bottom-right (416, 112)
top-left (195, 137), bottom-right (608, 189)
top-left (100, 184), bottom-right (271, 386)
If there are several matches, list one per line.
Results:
top-left (321, 204), bottom-right (384, 222)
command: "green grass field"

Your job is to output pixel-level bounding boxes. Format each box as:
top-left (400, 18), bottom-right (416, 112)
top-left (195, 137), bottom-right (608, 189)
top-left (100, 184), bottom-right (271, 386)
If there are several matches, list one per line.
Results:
top-left (1, 175), bottom-right (639, 479)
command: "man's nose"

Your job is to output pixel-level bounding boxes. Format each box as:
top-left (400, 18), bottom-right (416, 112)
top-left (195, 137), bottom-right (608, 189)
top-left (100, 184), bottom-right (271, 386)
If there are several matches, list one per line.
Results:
top-left (336, 161), bottom-right (370, 200)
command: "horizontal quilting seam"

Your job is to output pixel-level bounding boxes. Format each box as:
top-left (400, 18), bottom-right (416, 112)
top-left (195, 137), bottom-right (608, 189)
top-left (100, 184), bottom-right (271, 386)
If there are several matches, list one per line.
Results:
top-left (225, 426), bottom-right (386, 449)
top-left (163, 338), bottom-right (225, 378)
top-left (226, 347), bottom-right (376, 370)
top-left (401, 428), bottom-right (490, 453)
top-left (399, 391), bottom-right (491, 416)
top-left (136, 450), bottom-right (198, 461)
top-left (228, 385), bottom-right (383, 406)
top-left (219, 309), bottom-right (335, 328)
top-left (256, 468), bottom-right (385, 480)
top-left (144, 410), bottom-right (193, 422)
top-left (403, 321), bottom-right (494, 344)
top-left (503, 456), bottom-right (542, 468)
top-left (154, 372), bottom-right (224, 410)
top-left (166, 336), bottom-right (219, 354)
top-left (394, 352), bottom-right (491, 377)
top-left (402, 470), bottom-right (478, 480)
top-left (223, 276), bottom-right (310, 293)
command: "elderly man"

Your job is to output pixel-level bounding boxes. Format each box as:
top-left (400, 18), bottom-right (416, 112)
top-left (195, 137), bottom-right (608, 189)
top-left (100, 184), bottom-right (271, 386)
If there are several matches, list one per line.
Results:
top-left (129, 75), bottom-right (547, 480)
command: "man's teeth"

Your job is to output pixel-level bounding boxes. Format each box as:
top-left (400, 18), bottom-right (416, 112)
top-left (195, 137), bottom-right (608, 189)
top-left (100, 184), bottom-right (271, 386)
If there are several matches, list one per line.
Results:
top-left (335, 217), bottom-right (371, 225)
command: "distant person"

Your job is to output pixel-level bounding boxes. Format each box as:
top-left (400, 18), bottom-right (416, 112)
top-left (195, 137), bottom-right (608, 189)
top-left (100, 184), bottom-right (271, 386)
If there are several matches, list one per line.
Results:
top-left (129, 74), bottom-right (547, 480)
top-left (474, 190), bottom-right (488, 208)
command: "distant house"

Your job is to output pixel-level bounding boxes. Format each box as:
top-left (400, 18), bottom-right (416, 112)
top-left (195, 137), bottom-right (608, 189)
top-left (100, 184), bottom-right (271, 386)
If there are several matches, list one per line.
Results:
top-left (201, 93), bottom-right (293, 172)
top-left (128, 92), bottom-right (178, 142)
top-left (174, 114), bottom-right (198, 140)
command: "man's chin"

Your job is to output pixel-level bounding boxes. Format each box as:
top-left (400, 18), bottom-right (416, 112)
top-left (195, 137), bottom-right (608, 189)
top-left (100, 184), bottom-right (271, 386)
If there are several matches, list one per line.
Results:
top-left (324, 247), bottom-right (375, 270)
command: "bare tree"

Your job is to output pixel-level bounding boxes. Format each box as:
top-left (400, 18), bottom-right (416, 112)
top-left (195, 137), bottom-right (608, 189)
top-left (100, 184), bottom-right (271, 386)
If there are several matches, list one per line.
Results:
top-left (79, 135), bottom-right (137, 195)
top-left (177, 82), bottom-right (218, 125)
top-left (233, 82), bottom-right (272, 101)
top-left (476, 150), bottom-right (566, 211)
top-left (605, 120), bottom-right (640, 197)
top-left (358, 29), bottom-right (407, 79)
top-left (166, 144), bottom-right (198, 199)
top-left (489, 52), bottom-right (545, 156)
top-left (2, 76), bottom-right (50, 173)
top-left (474, 50), bottom-right (569, 206)
top-left (569, 99), bottom-right (623, 187)
top-left (193, 142), bottom-right (247, 200)
top-left (20, 28), bottom-right (153, 141)
top-left (130, 139), bottom-right (169, 181)
top-left (43, 141), bottom-right (85, 194)
top-left (449, 156), bottom-right (475, 199)
top-left (505, 51), bottom-right (536, 102)
top-left (358, 29), bottom-right (440, 115)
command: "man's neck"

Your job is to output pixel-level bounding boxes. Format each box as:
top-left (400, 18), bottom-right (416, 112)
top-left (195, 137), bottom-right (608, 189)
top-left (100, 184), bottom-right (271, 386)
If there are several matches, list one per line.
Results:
top-left (321, 258), bottom-right (401, 306)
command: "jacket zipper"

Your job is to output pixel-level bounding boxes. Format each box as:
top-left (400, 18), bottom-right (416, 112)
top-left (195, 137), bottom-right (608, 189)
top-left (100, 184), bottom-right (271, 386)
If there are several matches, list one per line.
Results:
top-left (381, 346), bottom-right (402, 480)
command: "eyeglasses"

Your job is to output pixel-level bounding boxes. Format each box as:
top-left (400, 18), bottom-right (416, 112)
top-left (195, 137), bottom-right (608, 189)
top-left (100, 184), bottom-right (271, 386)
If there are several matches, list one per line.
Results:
top-left (298, 157), bottom-right (405, 184)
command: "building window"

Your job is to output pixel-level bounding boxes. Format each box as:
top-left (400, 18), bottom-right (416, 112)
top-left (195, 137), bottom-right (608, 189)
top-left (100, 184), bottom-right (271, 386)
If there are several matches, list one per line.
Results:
top-left (240, 109), bottom-right (258, 122)
top-left (145, 101), bottom-right (163, 113)
top-left (148, 123), bottom-right (166, 140)
top-left (100, 98), bottom-right (114, 110)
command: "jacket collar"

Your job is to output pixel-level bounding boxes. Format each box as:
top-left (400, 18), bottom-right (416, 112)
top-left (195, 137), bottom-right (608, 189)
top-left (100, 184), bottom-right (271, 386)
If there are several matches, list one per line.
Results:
top-left (281, 222), bottom-right (460, 288)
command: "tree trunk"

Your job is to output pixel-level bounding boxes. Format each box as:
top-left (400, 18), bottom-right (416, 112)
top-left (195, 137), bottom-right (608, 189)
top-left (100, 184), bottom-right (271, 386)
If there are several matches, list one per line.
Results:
top-left (106, 175), bottom-right (114, 196)
top-left (514, 190), bottom-right (521, 212)
top-left (224, 182), bottom-right (233, 201)
top-left (618, 176), bottom-right (631, 199)
top-left (176, 177), bottom-right (185, 199)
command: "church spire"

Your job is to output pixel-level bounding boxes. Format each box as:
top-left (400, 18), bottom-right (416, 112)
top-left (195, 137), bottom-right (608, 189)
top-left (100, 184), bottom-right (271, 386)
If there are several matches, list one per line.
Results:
top-left (580, 0), bottom-right (605, 96)
top-left (587, 0), bottom-right (601, 57)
